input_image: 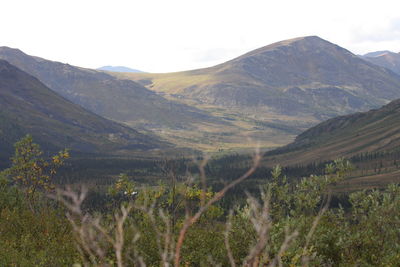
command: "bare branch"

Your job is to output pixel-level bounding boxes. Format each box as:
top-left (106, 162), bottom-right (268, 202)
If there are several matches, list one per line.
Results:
top-left (224, 210), bottom-right (237, 267)
top-left (269, 227), bottom-right (299, 267)
top-left (174, 149), bottom-right (261, 267)
top-left (243, 191), bottom-right (272, 266)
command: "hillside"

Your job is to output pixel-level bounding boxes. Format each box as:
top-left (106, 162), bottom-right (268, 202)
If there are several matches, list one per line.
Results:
top-left (264, 98), bottom-right (400, 166)
top-left (117, 36), bottom-right (400, 123)
top-left (362, 51), bottom-right (400, 75)
top-left (0, 47), bottom-right (253, 151)
top-left (0, 47), bottom-right (218, 129)
top-left (0, 59), bottom-right (166, 162)
top-left (0, 47), bottom-right (299, 152)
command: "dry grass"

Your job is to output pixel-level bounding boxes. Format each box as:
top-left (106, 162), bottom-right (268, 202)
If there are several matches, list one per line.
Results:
top-left (113, 71), bottom-right (217, 94)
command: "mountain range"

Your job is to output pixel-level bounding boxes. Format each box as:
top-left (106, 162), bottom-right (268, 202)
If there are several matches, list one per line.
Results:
top-left (2, 36), bottom-right (400, 153)
top-left (0, 59), bottom-right (166, 163)
top-left (111, 36), bottom-right (400, 151)
top-left (0, 47), bottom-right (217, 129)
top-left (0, 46), bottom-right (234, 151)
top-left (117, 36), bottom-right (400, 119)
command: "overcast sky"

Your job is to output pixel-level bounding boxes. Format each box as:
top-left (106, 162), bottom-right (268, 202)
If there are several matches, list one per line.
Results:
top-left (1, 0), bottom-right (400, 72)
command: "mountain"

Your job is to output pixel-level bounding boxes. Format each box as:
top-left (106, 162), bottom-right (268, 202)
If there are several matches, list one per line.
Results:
top-left (105, 36), bottom-right (400, 152)
top-left (0, 47), bottom-right (217, 129)
top-left (97, 66), bottom-right (143, 73)
top-left (116, 36), bottom-right (400, 121)
top-left (362, 51), bottom-right (400, 75)
top-left (0, 47), bottom-right (296, 152)
top-left (0, 59), bottom-right (166, 162)
top-left (264, 98), bottom-right (400, 166)
top-left (4, 37), bottom-right (400, 153)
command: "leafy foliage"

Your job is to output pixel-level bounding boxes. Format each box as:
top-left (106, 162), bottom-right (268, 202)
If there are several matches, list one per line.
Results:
top-left (2, 136), bottom-right (400, 266)
top-left (0, 137), bottom-right (77, 266)
top-left (1, 135), bottom-right (69, 210)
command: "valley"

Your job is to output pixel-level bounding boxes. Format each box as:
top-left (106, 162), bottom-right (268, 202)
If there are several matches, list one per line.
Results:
top-left (5, 36), bottom-right (400, 153)
top-left (110, 36), bottom-right (400, 152)
top-left (3, 1), bottom-right (400, 265)
top-left (2, 35), bottom-right (400, 266)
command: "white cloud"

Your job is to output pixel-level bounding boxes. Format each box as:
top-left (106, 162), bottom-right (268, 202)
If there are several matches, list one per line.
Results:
top-left (1, 0), bottom-right (400, 72)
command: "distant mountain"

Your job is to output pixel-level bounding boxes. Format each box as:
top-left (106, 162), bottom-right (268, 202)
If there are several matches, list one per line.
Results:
top-left (264, 98), bottom-right (400, 166)
top-left (0, 59), bottom-right (165, 162)
top-left (97, 66), bottom-right (143, 73)
top-left (0, 47), bottom-right (219, 130)
top-left (362, 51), bottom-right (400, 75)
top-left (118, 36), bottom-right (400, 121)
top-left (363, 51), bottom-right (392, 58)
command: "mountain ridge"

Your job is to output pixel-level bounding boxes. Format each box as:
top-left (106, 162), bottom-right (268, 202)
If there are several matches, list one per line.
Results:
top-left (0, 46), bottom-right (218, 129)
top-left (263, 98), bottom-right (400, 166)
top-left (0, 46), bottom-right (298, 151)
top-left (114, 35), bottom-right (400, 129)
top-left (0, 59), bottom-right (166, 161)
top-left (118, 36), bottom-right (400, 110)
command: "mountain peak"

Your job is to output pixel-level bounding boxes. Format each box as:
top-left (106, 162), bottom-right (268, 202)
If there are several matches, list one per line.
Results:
top-left (232, 36), bottom-right (342, 62)
top-left (267, 35), bottom-right (336, 48)
top-left (273, 35), bottom-right (324, 45)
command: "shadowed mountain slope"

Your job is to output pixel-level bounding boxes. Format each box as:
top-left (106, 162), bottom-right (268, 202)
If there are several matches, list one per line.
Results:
top-left (0, 59), bottom-right (166, 162)
top-left (264, 98), bottom-right (400, 166)
top-left (0, 47), bottom-right (217, 129)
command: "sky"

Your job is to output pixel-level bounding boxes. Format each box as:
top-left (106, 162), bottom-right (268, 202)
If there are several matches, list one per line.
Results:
top-left (1, 0), bottom-right (400, 73)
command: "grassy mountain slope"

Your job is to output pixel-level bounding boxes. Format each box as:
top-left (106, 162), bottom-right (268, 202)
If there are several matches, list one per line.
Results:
top-left (0, 59), bottom-right (166, 162)
top-left (264, 98), bottom-right (400, 166)
top-left (362, 51), bottom-right (400, 75)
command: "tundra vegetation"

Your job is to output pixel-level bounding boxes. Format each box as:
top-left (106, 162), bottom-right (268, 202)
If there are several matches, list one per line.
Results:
top-left (1, 136), bottom-right (400, 266)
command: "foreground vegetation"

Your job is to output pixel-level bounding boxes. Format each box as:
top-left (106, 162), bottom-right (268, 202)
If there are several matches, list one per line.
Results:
top-left (1, 136), bottom-right (400, 266)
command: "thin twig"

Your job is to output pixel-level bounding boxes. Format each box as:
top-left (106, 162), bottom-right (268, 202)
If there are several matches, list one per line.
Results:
top-left (174, 149), bottom-right (261, 267)
top-left (224, 210), bottom-right (237, 267)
